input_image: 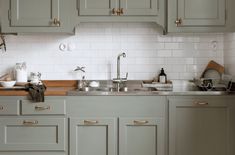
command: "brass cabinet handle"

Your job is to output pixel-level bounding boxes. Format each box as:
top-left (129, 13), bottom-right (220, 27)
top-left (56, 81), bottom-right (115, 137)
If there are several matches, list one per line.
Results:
top-left (117, 8), bottom-right (124, 15)
top-left (23, 120), bottom-right (38, 125)
top-left (133, 120), bottom-right (149, 125)
top-left (0, 105), bottom-right (3, 110)
top-left (35, 105), bottom-right (50, 111)
top-left (194, 101), bottom-right (209, 106)
top-left (53, 18), bottom-right (61, 27)
top-left (84, 120), bottom-right (99, 125)
top-left (175, 18), bottom-right (182, 26)
top-left (111, 8), bottom-right (124, 16)
top-left (112, 8), bottom-right (117, 15)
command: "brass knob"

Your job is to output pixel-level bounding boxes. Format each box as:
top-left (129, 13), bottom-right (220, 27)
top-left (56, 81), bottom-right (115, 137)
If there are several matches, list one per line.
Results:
top-left (112, 8), bottom-right (117, 15)
top-left (0, 105), bottom-right (3, 110)
top-left (175, 18), bottom-right (182, 26)
top-left (111, 8), bottom-right (124, 16)
top-left (53, 18), bottom-right (61, 27)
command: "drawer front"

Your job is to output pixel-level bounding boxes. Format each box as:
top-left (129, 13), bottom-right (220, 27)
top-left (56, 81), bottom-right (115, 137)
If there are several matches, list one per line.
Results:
top-left (0, 118), bottom-right (66, 151)
top-left (0, 101), bottom-right (20, 115)
top-left (21, 100), bottom-right (66, 115)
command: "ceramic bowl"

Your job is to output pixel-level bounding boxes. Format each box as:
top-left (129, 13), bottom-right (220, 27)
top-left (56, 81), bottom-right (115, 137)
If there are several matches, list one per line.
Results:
top-left (0, 81), bottom-right (16, 88)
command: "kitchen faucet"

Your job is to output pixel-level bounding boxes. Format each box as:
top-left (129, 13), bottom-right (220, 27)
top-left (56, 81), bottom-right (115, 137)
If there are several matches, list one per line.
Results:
top-left (74, 66), bottom-right (87, 91)
top-left (113, 52), bottom-right (128, 92)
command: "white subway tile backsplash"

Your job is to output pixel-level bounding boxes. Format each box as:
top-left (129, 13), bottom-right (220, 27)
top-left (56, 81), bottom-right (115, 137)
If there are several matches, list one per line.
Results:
top-left (0, 23), bottom-right (226, 80)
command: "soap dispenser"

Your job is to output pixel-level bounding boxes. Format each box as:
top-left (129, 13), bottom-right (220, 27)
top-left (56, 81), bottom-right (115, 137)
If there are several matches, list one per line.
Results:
top-left (158, 68), bottom-right (167, 83)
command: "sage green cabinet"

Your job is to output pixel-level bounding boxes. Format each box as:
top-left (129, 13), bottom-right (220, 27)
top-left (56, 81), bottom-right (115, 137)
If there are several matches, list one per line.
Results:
top-left (70, 117), bottom-right (116, 155)
top-left (0, 99), bottom-right (20, 115)
top-left (119, 0), bottom-right (158, 16)
top-left (67, 96), bottom-right (166, 155)
top-left (168, 96), bottom-right (235, 155)
top-left (119, 117), bottom-right (164, 155)
top-left (0, 0), bottom-right (75, 33)
top-left (0, 118), bottom-right (66, 151)
top-left (10, 0), bottom-right (60, 27)
top-left (77, 0), bottom-right (166, 32)
top-left (79, 0), bottom-right (117, 15)
top-left (79, 0), bottom-right (159, 16)
top-left (168, 0), bottom-right (227, 32)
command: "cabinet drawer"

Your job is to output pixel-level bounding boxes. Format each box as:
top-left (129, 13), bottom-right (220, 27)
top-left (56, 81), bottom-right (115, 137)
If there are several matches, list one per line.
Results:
top-left (0, 118), bottom-right (66, 151)
top-left (21, 100), bottom-right (66, 115)
top-left (0, 101), bottom-right (20, 115)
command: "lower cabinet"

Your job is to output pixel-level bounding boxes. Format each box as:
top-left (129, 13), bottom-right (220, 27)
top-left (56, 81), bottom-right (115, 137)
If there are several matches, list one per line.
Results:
top-left (68, 96), bottom-right (166, 155)
top-left (119, 117), bottom-right (164, 155)
top-left (70, 117), bottom-right (116, 155)
top-left (168, 96), bottom-right (235, 155)
top-left (0, 118), bottom-right (66, 151)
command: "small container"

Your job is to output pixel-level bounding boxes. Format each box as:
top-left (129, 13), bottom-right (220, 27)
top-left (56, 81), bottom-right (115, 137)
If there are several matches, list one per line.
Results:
top-left (158, 68), bottom-right (167, 83)
top-left (15, 62), bottom-right (27, 83)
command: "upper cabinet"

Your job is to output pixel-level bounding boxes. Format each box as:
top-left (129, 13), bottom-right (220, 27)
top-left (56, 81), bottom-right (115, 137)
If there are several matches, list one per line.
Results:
top-left (0, 0), bottom-right (76, 34)
top-left (79, 0), bottom-right (159, 16)
top-left (168, 0), bottom-right (235, 32)
top-left (77, 0), bottom-right (166, 32)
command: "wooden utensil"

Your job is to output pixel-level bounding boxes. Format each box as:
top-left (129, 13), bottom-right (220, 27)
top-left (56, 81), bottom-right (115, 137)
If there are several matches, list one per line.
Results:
top-left (201, 60), bottom-right (224, 78)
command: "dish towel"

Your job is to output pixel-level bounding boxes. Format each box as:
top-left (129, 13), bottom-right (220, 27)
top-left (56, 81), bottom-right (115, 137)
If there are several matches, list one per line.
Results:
top-left (26, 83), bottom-right (47, 102)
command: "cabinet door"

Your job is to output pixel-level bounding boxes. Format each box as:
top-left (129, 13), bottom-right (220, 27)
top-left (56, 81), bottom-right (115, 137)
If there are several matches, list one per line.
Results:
top-left (10, 0), bottom-right (60, 27)
top-left (120, 0), bottom-right (158, 15)
top-left (70, 117), bottom-right (116, 155)
top-left (119, 117), bottom-right (164, 155)
top-left (0, 118), bottom-right (65, 151)
top-left (177, 0), bottom-right (225, 26)
top-left (169, 97), bottom-right (234, 155)
top-left (79, 0), bottom-right (117, 15)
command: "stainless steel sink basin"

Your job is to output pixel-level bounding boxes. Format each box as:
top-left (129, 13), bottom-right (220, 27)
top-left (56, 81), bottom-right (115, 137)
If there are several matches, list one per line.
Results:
top-left (67, 80), bottom-right (233, 96)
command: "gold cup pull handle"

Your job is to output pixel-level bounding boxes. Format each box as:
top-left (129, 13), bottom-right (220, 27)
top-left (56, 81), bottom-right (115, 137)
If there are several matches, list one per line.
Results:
top-left (23, 120), bottom-right (38, 125)
top-left (175, 18), bottom-right (182, 26)
top-left (84, 120), bottom-right (99, 125)
top-left (112, 8), bottom-right (124, 15)
top-left (194, 101), bottom-right (209, 106)
top-left (0, 105), bottom-right (3, 110)
top-left (112, 8), bottom-right (117, 15)
top-left (53, 18), bottom-right (61, 27)
top-left (119, 8), bottom-right (124, 15)
top-left (133, 120), bottom-right (149, 125)
top-left (35, 105), bottom-right (50, 111)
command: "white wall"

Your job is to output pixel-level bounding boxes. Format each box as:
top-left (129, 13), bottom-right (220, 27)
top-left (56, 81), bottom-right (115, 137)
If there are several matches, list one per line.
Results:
top-left (0, 23), bottom-right (224, 80)
top-left (224, 33), bottom-right (235, 76)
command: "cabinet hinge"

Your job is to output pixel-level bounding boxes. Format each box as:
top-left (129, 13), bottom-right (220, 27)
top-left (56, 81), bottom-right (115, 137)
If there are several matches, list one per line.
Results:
top-left (8, 10), bottom-right (11, 21)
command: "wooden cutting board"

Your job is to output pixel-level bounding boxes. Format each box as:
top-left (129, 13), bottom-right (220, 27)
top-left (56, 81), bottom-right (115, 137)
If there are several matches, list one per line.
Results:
top-left (201, 60), bottom-right (224, 78)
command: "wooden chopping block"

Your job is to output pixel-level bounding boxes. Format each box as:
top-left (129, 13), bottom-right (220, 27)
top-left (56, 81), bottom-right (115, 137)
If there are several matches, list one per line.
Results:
top-left (201, 60), bottom-right (225, 78)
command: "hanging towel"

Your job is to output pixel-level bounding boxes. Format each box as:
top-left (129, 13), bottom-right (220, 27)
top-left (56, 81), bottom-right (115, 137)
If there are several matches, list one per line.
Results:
top-left (26, 82), bottom-right (47, 102)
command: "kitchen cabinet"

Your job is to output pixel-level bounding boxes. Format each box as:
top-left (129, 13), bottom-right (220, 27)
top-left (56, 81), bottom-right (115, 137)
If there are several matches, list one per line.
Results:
top-left (168, 96), bottom-right (235, 155)
top-left (67, 96), bottom-right (166, 155)
top-left (0, 96), bottom-right (67, 155)
top-left (119, 117), bottom-right (164, 155)
top-left (70, 117), bottom-right (116, 155)
top-left (0, 0), bottom-right (75, 33)
top-left (79, 0), bottom-right (159, 16)
top-left (77, 0), bottom-right (166, 32)
top-left (168, 0), bottom-right (235, 32)
top-left (0, 118), bottom-right (65, 151)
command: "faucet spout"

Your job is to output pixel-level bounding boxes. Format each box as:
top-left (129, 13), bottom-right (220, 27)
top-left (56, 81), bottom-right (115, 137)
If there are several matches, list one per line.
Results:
top-left (117, 52), bottom-right (126, 79)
